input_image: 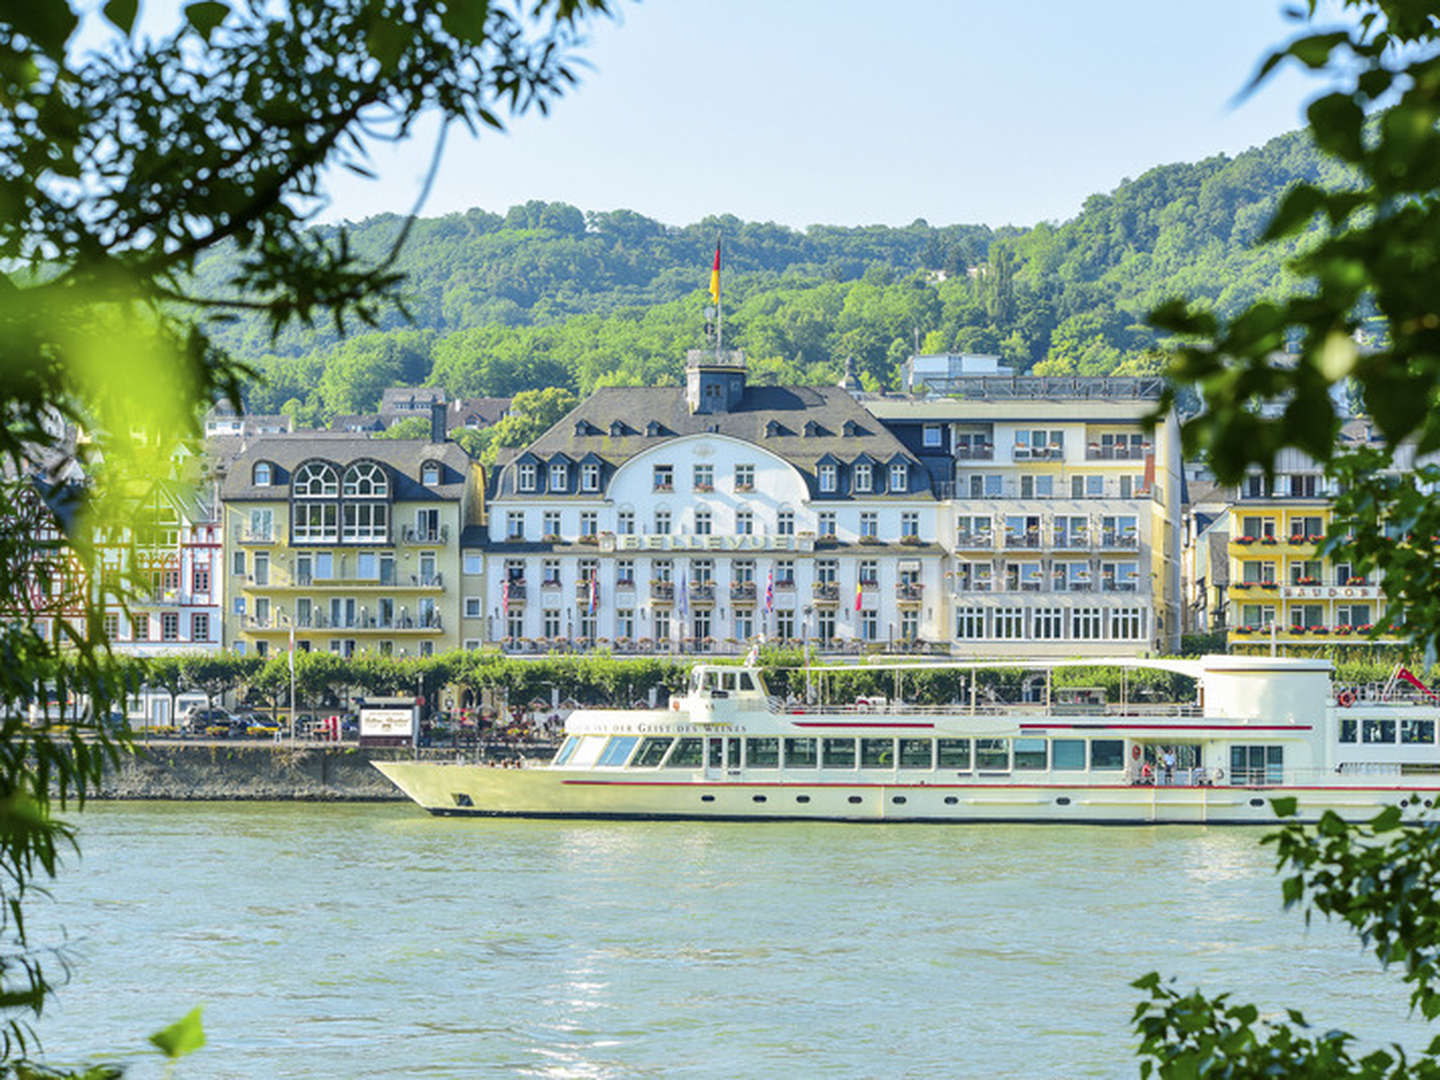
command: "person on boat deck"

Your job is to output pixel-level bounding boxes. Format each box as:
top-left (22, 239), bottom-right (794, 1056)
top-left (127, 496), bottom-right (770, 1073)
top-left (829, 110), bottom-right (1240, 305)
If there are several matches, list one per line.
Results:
top-left (1162, 748), bottom-right (1176, 784)
top-left (1139, 760), bottom-right (1153, 785)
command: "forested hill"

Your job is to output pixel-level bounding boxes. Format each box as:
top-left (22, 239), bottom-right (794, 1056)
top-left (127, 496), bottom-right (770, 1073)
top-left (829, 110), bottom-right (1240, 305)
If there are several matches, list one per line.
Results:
top-left (207, 127), bottom-right (1350, 424)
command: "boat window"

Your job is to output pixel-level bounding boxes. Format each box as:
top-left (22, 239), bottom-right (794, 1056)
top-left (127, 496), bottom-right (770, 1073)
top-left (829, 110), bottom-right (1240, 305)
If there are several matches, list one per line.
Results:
top-left (747, 737), bottom-right (780, 768)
top-left (1051, 739), bottom-right (1086, 770)
top-left (1362, 719), bottom-right (1397, 744)
top-left (1402, 719), bottom-right (1435, 744)
top-left (691, 670), bottom-right (704, 692)
top-left (553, 736), bottom-right (579, 766)
top-left (666, 737), bottom-right (704, 768)
top-left (1230, 744), bottom-right (1284, 785)
top-left (568, 735), bottom-right (609, 768)
top-left (898, 739), bottom-right (933, 769)
top-left (784, 737), bottom-right (818, 767)
top-left (738, 672), bottom-right (757, 691)
top-left (1090, 739), bottom-right (1124, 770)
top-left (721, 671), bottom-right (737, 691)
top-left (726, 737), bottom-right (744, 769)
top-left (860, 738), bottom-right (895, 767)
top-left (1013, 738), bottom-right (1047, 771)
top-left (1339, 719), bottom-right (1358, 744)
top-left (822, 738), bottom-right (857, 768)
top-left (633, 737), bottom-right (674, 768)
top-left (596, 736), bottom-right (640, 767)
top-left (708, 738), bottom-right (723, 767)
top-left (937, 738), bottom-right (971, 769)
top-left (975, 738), bottom-right (1009, 771)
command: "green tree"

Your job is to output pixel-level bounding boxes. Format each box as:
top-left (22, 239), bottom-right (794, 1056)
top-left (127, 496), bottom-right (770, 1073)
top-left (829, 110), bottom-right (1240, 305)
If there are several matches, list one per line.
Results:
top-left (480, 387), bottom-right (580, 462)
top-left (0, 0), bottom-right (613, 1069)
top-left (378, 416), bottom-right (432, 439)
top-left (1139, 4), bottom-right (1440, 1076)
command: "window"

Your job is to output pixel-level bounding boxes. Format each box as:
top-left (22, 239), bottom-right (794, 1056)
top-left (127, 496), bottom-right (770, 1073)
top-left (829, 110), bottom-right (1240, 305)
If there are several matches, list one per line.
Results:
top-left (654, 559), bottom-right (673, 583)
top-left (253, 462), bottom-right (272, 486)
top-left (778, 610), bottom-right (797, 640)
top-left (775, 559), bottom-right (795, 584)
top-left (1241, 515), bottom-right (1276, 539)
top-left (1112, 608), bottom-right (1145, 640)
top-left (818, 464), bottom-right (837, 493)
top-left (860, 609), bottom-right (877, 641)
top-left (859, 560), bottom-right (878, 586)
top-left (734, 464), bottom-right (755, 490)
top-left (543, 511), bottom-right (561, 537)
top-left (292, 461), bottom-right (338, 497)
top-left (923, 424), bottom-right (942, 448)
top-left (464, 553), bottom-right (482, 575)
top-left (692, 558), bottom-right (714, 584)
top-left (853, 463), bottom-right (873, 492)
top-left (1337, 604), bottom-right (1371, 627)
top-left (693, 464), bottom-right (714, 491)
top-left (342, 502), bottom-right (388, 542)
top-left (1033, 609), bottom-right (1064, 639)
top-left (1070, 608), bottom-right (1102, 639)
top-left (861, 738), bottom-right (894, 767)
top-left (464, 597), bottom-right (482, 618)
top-left (1071, 474), bottom-right (1105, 499)
top-left (937, 739), bottom-right (972, 769)
top-left (994, 608), bottom-right (1024, 639)
top-left (736, 511), bottom-right (753, 535)
top-left (161, 612), bottom-right (179, 642)
top-left (292, 502), bottom-right (338, 542)
top-left (818, 511), bottom-right (836, 537)
top-left (616, 608), bottom-right (635, 639)
top-left (975, 738), bottom-right (1009, 770)
top-left (103, 612), bottom-right (119, 641)
top-left (784, 738), bottom-right (818, 767)
top-left (1230, 745), bottom-right (1284, 785)
top-left (822, 738), bottom-right (856, 768)
top-left (859, 512), bottom-right (878, 538)
top-left (252, 552), bottom-right (270, 586)
top-left (814, 611), bottom-right (833, 641)
top-left (816, 558), bottom-right (838, 584)
top-left (747, 738), bottom-right (780, 768)
top-left (955, 607), bottom-right (985, 639)
top-left (633, 737), bottom-right (674, 768)
top-left (506, 512), bottom-right (524, 540)
top-left (132, 614), bottom-right (149, 641)
top-left (1013, 738), bottom-right (1047, 770)
top-left (343, 461), bottom-right (388, 497)
top-left (1240, 604), bottom-right (1276, 628)
top-left (506, 611), bottom-right (524, 639)
top-left (1091, 740), bottom-right (1125, 770)
top-left (899, 739), bottom-right (933, 769)
top-left (889, 463), bottom-right (908, 491)
top-left (581, 463), bottom-right (601, 492)
top-left (694, 510), bottom-right (712, 535)
top-left (518, 463), bottom-right (537, 491)
top-left (1290, 560), bottom-right (1323, 585)
top-left (193, 566), bottom-right (210, 595)
top-left (1289, 475), bottom-right (1320, 498)
top-left (653, 465), bottom-right (674, 491)
top-left (1052, 739), bottom-right (1086, 770)
top-left (655, 509), bottom-right (671, 534)
top-left (616, 559), bottom-right (635, 585)
top-left (777, 511), bottom-right (794, 536)
top-left (549, 462), bottom-right (568, 491)
top-left (421, 462), bottom-right (441, 486)
top-left (542, 609), bottom-right (561, 638)
top-left (542, 559), bottom-right (560, 586)
top-left (1020, 474), bottom-right (1054, 499)
top-left (665, 737), bottom-right (703, 767)
top-left (579, 511), bottom-right (598, 538)
top-left (618, 510), bottom-right (635, 535)
top-left (901, 512), bottom-right (919, 538)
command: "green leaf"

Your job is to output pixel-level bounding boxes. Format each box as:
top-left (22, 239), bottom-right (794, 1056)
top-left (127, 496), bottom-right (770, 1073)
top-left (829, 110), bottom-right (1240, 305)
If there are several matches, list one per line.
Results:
top-left (1270, 795), bottom-right (1299, 818)
top-left (183, 1), bottom-right (230, 41)
top-left (102, 0), bottom-right (139, 35)
top-left (148, 1006), bottom-right (205, 1059)
top-left (1261, 184), bottom-right (1325, 242)
top-left (6, 5), bottom-right (80, 58)
top-left (1307, 93), bottom-right (1365, 162)
top-left (1369, 804), bottom-right (1403, 833)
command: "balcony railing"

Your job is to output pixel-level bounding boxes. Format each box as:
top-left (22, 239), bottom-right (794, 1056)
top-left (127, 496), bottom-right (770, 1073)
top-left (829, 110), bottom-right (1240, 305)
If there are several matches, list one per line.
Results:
top-left (812, 582), bottom-right (839, 602)
top-left (238, 527), bottom-right (274, 544)
top-left (503, 582), bottom-right (527, 601)
top-left (1004, 533), bottom-right (1042, 550)
top-left (400, 524), bottom-right (449, 544)
top-left (1086, 442), bottom-right (1151, 460)
top-left (651, 581), bottom-right (674, 601)
top-left (954, 445), bottom-right (994, 461)
top-left (896, 583), bottom-right (924, 601)
top-left (689, 582), bottom-right (715, 602)
top-left (953, 531), bottom-right (995, 549)
top-left (1099, 532), bottom-right (1140, 549)
top-left (1013, 445), bottom-right (1064, 461)
top-left (1052, 534), bottom-right (1090, 550)
top-left (730, 582), bottom-right (756, 601)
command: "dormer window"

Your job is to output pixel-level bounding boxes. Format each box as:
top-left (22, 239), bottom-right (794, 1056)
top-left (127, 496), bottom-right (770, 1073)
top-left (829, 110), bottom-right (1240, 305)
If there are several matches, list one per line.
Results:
top-left (253, 462), bottom-right (272, 486)
top-left (518, 463), bottom-right (537, 492)
top-left (765, 420), bottom-right (783, 438)
top-left (818, 464), bottom-right (837, 493)
top-left (343, 461), bottom-right (388, 497)
top-left (422, 461), bottom-right (441, 486)
top-left (292, 461), bottom-right (339, 497)
top-left (854, 463), bottom-right (873, 493)
top-left (889, 463), bottom-right (908, 492)
top-left (646, 421), bottom-right (663, 437)
top-left (843, 420), bottom-right (860, 437)
top-left (549, 462), bottom-right (568, 491)
top-left (803, 420), bottom-right (821, 437)
top-left (581, 463), bottom-right (601, 492)
top-left (610, 420), bottom-right (628, 437)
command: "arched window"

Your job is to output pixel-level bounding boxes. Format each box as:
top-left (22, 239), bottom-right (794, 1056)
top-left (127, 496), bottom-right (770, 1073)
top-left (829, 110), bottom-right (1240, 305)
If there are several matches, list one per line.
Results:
top-left (422, 460), bottom-right (442, 486)
top-left (343, 461), bottom-right (388, 498)
top-left (292, 461), bottom-right (339, 497)
top-left (253, 462), bottom-right (272, 487)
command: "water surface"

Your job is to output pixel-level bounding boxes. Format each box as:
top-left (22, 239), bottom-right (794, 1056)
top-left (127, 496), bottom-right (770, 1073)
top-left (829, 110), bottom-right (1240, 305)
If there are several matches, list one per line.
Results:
top-left (27, 804), bottom-right (1426, 1078)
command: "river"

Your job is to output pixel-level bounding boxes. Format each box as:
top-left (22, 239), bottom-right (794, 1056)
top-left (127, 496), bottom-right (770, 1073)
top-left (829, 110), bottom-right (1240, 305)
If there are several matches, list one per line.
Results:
top-left (24, 803), bottom-right (1427, 1078)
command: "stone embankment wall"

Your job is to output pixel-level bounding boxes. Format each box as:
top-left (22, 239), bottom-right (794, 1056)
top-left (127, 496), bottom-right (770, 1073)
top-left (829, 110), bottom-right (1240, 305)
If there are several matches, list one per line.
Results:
top-left (98, 743), bottom-right (553, 801)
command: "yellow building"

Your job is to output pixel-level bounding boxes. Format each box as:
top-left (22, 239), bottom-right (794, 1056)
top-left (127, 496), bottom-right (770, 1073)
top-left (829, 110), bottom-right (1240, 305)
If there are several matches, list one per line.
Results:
top-left (220, 432), bottom-right (483, 659)
top-left (1225, 447), bottom-right (1392, 650)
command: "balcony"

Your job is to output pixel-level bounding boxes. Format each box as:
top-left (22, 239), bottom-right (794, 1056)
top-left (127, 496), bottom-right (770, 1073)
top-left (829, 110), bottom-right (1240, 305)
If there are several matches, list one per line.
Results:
top-left (400, 524), bottom-right (449, 545)
top-left (1004, 533), bottom-right (1042, 550)
top-left (689, 582), bottom-right (715, 603)
top-left (503, 581), bottom-right (527, 602)
top-left (575, 581), bottom-right (594, 601)
top-left (651, 581), bottom-right (674, 602)
top-left (238, 527), bottom-right (275, 544)
top-left (1101, 579), bottom-right (1139, 593)
top-left (812, 582), bottom-right (839, 603)
top-left (295, 613), bottom-right (445, 633)
top-left (1099, 532), bottom-right (1139, 550)
top-left (730, 581), bottom-right (757, 602)
top-left (1052, 534), bottom-right (1090, 550)
top-left (954, 578), bottom-right (992, 593)
top-left (1013, 445), bottom-right (1064, 461)
top-left (953, 531), bottom-right (995, 550)
top-left (954, 445), bottom-right (994, 461)
top-left (1086, 442), bottom-right (1151, 461)
top-left (895, 583), bottom-right (923, 603)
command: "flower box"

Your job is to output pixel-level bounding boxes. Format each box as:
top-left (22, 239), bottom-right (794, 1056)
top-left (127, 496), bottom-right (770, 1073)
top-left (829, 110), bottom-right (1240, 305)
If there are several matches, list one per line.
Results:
top-left (1289, 626), bottom-right (1307, 634)
top-left (1259, 536), bottom-right (1278, 546)
top-left (899, 535), bottom-right (923, 546)
top-left (578, 534), bottom-right (598, 545)
top-left (859, 535), bottom-right (885, 545)
top-left (1346, 577), bottom-right (1367, 586)
top-left (1235, 536), bottom-right (1256, 545)
top-left (1259, 582), bottom-right (1279, 590)
top-left (1296, 577), bottom-right (1320, 585)
top-left (694, 484), bottom-right (714, 493)
top-left (541, 533), bottom-right (561, 544)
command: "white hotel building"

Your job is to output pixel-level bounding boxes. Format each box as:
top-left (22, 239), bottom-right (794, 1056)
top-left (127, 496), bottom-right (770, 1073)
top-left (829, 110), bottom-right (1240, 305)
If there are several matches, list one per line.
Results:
top-left (477, 351), bottom-right (944, 653)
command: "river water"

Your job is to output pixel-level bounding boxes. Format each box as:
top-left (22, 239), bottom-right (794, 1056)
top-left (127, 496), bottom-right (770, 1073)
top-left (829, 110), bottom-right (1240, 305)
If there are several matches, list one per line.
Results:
top-left (24, 803), bottom-right (1429, 1078)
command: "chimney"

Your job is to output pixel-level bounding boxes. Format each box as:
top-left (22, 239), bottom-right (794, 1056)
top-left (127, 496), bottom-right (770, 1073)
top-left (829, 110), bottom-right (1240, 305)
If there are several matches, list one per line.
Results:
top-left (429, 402), bottom-right (446, 444)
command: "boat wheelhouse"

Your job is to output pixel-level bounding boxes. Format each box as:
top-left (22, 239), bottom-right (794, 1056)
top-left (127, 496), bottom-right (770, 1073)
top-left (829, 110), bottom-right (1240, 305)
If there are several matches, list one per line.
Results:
top-left (374, 655), bottom-right (1440, 824)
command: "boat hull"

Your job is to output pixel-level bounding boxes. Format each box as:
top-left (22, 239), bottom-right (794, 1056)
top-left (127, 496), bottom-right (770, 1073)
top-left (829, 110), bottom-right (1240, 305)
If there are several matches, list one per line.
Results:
top-left (372, 762), bottom-right (1437, 825)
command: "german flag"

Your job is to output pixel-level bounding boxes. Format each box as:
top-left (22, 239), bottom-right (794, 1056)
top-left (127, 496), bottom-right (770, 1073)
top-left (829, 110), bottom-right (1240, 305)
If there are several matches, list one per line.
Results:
top-left (708, 240), bottom-right (720, 304)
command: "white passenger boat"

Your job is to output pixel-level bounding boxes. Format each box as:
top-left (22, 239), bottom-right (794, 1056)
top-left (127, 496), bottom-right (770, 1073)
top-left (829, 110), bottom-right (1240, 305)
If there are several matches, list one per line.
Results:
top-left (373, 655), bottom-right (1440, 824)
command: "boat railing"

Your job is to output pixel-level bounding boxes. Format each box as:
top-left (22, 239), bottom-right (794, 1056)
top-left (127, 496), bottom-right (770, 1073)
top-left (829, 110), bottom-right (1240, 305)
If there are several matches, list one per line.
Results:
top-left (1338, 683), bottom-right (1440, 707)
top-left (768, 700), bottom-right (1206, 718)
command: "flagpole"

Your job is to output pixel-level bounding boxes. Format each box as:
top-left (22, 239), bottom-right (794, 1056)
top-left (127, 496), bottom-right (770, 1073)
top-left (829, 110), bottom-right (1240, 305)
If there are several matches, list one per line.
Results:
top-left (715, 234), bottom-right (723, 357)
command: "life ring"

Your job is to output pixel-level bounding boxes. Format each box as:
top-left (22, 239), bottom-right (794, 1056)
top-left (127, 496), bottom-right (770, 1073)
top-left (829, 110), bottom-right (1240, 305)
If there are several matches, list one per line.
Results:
top-left (1337, 690), bottom-right (1356, 707)
top-left (1131, 744), bottom-right (1142, 761)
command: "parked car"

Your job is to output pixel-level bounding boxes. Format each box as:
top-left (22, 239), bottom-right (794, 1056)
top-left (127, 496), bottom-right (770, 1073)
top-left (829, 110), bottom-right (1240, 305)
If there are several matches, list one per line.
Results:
top-left (247, 720), bottom-right (282, 738)
top-left (182, 707), bottom-right (232, 734)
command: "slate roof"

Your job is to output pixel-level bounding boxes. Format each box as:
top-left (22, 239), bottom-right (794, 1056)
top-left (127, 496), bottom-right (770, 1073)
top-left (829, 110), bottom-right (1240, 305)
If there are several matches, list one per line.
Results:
top-left (496, 385), bottom-right (928, 500)
top-left (221, 436), bottom-right (472, 501)
top-left (447, 397), bottom-right (511, 431)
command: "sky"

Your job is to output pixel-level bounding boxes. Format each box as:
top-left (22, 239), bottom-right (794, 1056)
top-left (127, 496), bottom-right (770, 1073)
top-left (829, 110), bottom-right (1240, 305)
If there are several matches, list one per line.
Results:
top-left (319, 1), bottom-right (1343, 231)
